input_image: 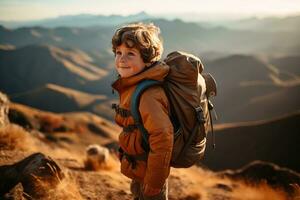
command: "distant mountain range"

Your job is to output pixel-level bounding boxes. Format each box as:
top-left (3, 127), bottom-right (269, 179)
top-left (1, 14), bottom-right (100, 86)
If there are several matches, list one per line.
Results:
top-left (11, 83), bottom-right (115, 121)
top-left (1, 12), bottom-right (300, 33)
top-left (0, 25), bottom-right (114, 52)
top-left (0, 43), bottom-right (299, 123)
top-left (0, 12), bottom-right (152, 28)
top-left (0, 45), bottom-right (116, 120)
top-left (0, 45), bottom-right (108, 94)
top-left (0, 15), bottom-right (299, 123)
top-left (1, 18), bottom-right (300, 56)
top-left (214, 15), bottom-right (300, 31)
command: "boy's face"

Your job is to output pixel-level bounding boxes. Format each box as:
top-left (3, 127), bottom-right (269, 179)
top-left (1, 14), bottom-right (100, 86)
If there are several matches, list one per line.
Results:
top-left (115, 43), bottom-right (146, 78)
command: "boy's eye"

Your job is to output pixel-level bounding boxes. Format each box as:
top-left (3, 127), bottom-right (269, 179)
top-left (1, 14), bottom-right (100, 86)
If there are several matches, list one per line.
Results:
top-left (116, 51), bottom-right (121, 55)
top-left (128, 52), bottom-right (135, 56)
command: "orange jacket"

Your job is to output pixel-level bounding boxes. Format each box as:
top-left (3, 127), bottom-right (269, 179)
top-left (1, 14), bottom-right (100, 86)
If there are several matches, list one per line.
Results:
top-left (112, 62), bottom-right (174, 189)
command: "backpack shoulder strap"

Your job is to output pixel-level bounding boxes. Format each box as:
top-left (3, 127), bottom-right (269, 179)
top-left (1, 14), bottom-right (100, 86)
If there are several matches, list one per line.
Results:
top-left (130, 79), bottom-right (162, 152)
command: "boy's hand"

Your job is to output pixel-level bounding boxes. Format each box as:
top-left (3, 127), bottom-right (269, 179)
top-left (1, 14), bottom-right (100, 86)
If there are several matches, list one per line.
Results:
top-left (142, 184), bottom-right (161, 196)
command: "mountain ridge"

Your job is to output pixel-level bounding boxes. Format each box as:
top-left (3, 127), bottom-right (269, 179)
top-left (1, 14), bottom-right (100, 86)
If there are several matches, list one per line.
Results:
top-left (203, 110), bottom-right (300, 172)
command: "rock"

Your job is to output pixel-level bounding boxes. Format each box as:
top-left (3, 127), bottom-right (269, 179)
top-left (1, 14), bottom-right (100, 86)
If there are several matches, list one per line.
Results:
top-left (84, 144), bottom-right (110, 170)
top-left (0, 92), bottom-right (9, 127)
top-left (219, 160), bottom-right (300, 195)
top-left (213, 183), bottom-right (233, 192)
top-left (0, 152), bottom-right (64, 199)
top-left (2, 183), bottom-right (24, 200)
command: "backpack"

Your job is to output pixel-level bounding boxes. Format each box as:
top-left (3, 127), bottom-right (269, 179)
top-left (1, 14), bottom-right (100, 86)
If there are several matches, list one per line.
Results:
top-left (130, 51), bottom-right (217, 168)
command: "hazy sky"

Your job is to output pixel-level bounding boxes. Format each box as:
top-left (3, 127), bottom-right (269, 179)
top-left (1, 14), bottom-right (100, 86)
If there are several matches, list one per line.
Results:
top-left (1, 0), bottom-right (300, 21)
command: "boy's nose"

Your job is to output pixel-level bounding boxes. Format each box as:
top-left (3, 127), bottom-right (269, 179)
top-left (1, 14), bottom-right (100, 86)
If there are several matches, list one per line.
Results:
top-left (119, 55), bottom-right (127, 62)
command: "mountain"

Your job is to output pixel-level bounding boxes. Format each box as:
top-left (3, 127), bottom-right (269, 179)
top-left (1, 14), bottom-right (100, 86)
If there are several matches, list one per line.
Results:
top-left (205, 54), bottom-right (300, 123)
top-left (0, 45), bottom-right (108, 95)
top-left (11, 83), bottom-right (115, 121)
top-left (0, 12), bottom-right (152, 28)
top-left (0, 25), bottom-right (115, 52)
top-left (203, 111), bottom-right (300, 172)
top-left (218, 15), bottom-right (300, 31)
top-left (10, 84), bottom-right (116, 120)
top-left (1, 18), bottom-right (300, 55)
top-left (11, 83), bottom-right (106, 111)
top-left (0, 44), bottom-right (117, 121)
top-left (1, 43), bottom-right (299, 123)
top-left (270, 55), bottom-right (300, 77)
top-left (1, 18), bottom-right (299, 123)
top-left (2, 12), bottom-right (300, 33)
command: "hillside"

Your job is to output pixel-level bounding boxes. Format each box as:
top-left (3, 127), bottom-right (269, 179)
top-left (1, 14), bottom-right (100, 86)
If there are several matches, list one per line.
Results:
top-left (0, 45), bottom-right (108, 95)
top-left (270, 55), bottom-right (300, 77)
top-left (203, 110), bottom-right (300, 172)
top-left (8, 102), bottom-right (119, 147)
top-left (205, 54), bottom-right (300, 123)
top-left (11, 83), bottom-right (115, 121)
top-left (1, 95), bottom-right (299, 199)
top-left (0, 25), bottom-right (114, 52)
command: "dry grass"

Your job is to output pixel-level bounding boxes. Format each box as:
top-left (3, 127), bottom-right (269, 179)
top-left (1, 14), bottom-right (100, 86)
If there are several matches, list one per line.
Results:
top-left (39, 113), bottom-right (65, 132)
top-left (169, 167), bottom-right (291, 200)
top-left (49, 175), bottom-right (83, 200)
top-left (231, 181), bottom-right (288, 200)
top-left (0, 124), bottom-right (33, 150)
top-left (0, 123), bottom-right (83, 163)
top-left (292, 184), bottom-right (300, 200)
top-left (24, 170), bottom-right (83, 200)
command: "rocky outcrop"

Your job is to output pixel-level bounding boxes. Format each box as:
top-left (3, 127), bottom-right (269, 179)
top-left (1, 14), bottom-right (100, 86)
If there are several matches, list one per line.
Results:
top-left (0, 153), bottom-right (64, 199)
top-left (219, 160), bottom-right (300, 195)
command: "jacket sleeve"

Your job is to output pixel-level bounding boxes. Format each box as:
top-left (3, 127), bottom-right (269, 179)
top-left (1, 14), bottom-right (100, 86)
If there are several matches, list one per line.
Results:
top-left (139, 86), bottom-right (174, 189)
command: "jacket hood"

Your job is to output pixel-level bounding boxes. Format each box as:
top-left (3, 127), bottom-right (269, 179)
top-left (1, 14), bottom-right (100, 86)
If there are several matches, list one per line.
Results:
top-left (111, 61), bottom-right (170, 93)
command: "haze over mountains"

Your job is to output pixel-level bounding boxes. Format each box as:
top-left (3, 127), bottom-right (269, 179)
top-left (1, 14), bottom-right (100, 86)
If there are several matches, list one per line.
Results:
top-left (2, 11), bottom-right (300, 32)
top-left (0, 13), bottom-right (299, 123)
top-left (215, 15), bottom-right (300, 31)
top-left (1, 13), bottom-right (300, 55)
top-left (0, 12), bottom-right (151, 28)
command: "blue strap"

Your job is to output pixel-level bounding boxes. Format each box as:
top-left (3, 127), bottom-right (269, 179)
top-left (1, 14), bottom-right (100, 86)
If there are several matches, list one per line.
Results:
top-left (130, 79), bottom-right (162, 152)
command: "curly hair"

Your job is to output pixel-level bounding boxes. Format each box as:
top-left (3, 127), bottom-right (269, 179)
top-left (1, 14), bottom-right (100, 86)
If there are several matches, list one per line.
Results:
top-left (112, 23), bottom-right (163, 63)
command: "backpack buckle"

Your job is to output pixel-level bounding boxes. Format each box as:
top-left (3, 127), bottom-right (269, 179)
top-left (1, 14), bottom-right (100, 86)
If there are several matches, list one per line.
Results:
top-left (195, 106), bottom-right (206, 124)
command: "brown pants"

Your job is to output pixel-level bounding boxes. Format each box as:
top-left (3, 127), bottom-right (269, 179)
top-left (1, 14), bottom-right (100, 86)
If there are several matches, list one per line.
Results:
top-left (130, 180), bottom-right (168, 200)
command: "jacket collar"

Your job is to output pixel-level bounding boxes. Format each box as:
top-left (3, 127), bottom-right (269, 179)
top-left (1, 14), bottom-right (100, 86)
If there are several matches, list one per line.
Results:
top-left (112, 61), bottom-right (169, 93)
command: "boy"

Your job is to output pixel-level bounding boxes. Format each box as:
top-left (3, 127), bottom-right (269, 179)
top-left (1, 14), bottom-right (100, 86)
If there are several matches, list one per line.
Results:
top-left (111, 23), bottom-right (173, 200)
